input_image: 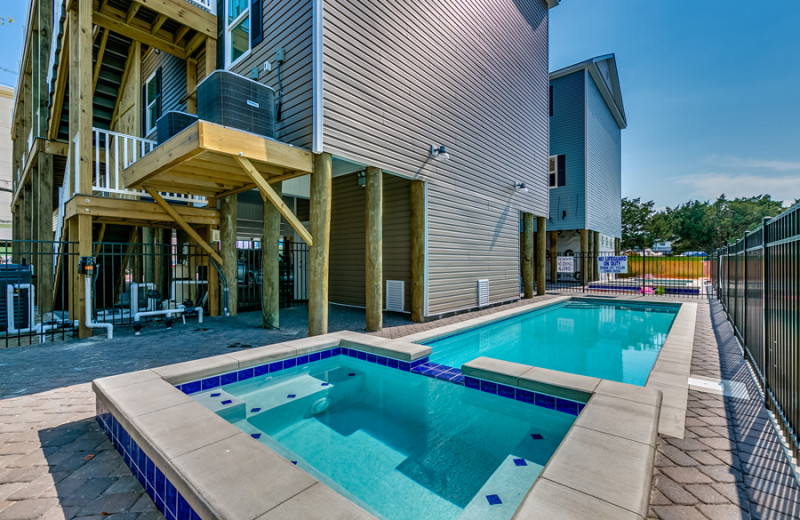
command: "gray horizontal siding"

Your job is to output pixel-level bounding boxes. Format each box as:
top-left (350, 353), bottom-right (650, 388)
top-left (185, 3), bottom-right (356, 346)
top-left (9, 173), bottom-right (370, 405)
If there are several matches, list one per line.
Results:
top-left (230, 0), bottom-right (314, 149)
top-left (321, 0), bottom-right (550, 316)
top-left (329, 173), bottom-right (411, 312)
top-left (548, 70), bottom-right (586, 233)
top-left (585, 74), bottom-right (622, 239)
top-left (142, 51), bottom-right (187, 140)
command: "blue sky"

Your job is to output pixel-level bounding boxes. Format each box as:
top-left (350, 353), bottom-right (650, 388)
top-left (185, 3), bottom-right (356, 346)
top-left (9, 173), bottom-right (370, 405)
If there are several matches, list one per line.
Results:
top-left (1, 1), bottom-right (798, 208)
top-left (550, 0), bottom-right (800, 208)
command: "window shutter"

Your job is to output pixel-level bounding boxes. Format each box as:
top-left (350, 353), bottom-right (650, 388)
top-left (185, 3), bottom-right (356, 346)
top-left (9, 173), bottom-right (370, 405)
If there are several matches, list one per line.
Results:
top-left (216, 0), bottom-right (224, 69)
top-left (155, 67), bottom-right (163, 119)
top-left (557, 154), bottom-right (566, 187)
top-left (549, 85), bottom-right (553, 116)
top-left (251, 0), bottom-right (263, 46)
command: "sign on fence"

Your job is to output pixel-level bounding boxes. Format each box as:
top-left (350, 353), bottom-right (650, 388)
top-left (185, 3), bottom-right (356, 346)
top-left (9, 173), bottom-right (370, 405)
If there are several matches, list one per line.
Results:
top-left (597, 256), bottom-right (628, 274)
top-left (556, 256), bottom-right (574, 273)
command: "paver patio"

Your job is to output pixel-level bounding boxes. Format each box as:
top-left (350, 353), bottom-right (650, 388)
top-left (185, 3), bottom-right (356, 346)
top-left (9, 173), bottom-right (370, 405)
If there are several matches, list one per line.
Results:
top-left (0, 294), bottom-right (797, 519)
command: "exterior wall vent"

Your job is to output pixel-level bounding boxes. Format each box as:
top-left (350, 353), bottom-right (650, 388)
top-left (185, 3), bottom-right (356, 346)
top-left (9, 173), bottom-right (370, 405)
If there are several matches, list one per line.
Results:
top-left (477, 279), bottom-right (490, 307)
top-left (385, 280), bottom-right (405, 312)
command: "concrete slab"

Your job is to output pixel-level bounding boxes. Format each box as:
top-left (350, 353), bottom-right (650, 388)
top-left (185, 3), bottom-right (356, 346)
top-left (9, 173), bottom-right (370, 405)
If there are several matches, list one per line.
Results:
top-left (461, 357), bottom-right (532, 387)
top-left (514, 478), bottom-right (644, 520)
top-left (254, 482), bottom-right (376, 520)
top-left (574, 393), bottom-right (660, 447)
top-left (150, 355), bottom-right (240, 385)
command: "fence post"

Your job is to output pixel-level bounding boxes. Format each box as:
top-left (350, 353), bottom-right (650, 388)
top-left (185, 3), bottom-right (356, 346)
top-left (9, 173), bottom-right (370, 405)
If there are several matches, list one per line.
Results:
top-left (742, 233), bottom-right (748, 353)
top-left (761, 216), bottom-right (770, 404)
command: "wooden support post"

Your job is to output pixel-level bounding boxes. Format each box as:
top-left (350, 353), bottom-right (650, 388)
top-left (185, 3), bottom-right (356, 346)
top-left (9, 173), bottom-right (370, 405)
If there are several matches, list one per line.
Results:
top-left (154, 228), bottom-right (168, 301)
top-left (614, 237), bottom-right (620, 256)
top-left (593, 230), bottom-right (600, 268)
top-left (23, 184), bottom-right (33, 246)
top-left (365, 167), bottom-right (383, 332)
top-left (186, 58), bottom-right (197, 114)
top-left (521, 213), bottom-right (534, 298)
top-left (589, 231), bottom-right (597, 282)
top-left (535, 217), bottom-right (547, 296)
top-left (37, 153), bottom-right (54, 313)
top-left (220, 194), bottom-right (237, 316)
top-left (580, 229), bottom-right (589, 283)
top-left (142, 228), bottom-right (155, 283)
top-left (205, 37), bottom-right (216, 77)
top-left (206, 226), bottom-right (219, 316)
top-left (69, 0), bottom-right (93, 195)
top-left (262, 183), bottom-right (281, 328)
top-left (410, 180), bottom-right (426, 322)
top-left (550, 231), bottom-right (558, 284)
top-left (71, 215), bottom-right (92, 338)
top-left (309, 153), bottom-right (332, 336)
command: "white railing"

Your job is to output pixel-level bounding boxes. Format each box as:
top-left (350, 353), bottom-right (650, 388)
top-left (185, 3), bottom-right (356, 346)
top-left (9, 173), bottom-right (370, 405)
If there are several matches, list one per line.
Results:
top-left (186, 0), bottom-right (216, 15)
top-left (92, 127), bottom-right (207, 205)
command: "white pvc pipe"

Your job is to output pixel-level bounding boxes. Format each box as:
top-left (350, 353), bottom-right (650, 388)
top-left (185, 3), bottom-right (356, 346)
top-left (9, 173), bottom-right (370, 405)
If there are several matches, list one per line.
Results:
top-left (85, 276), bottom-right (114, 339)
top-left (133, 306), bottom-right (204, 335)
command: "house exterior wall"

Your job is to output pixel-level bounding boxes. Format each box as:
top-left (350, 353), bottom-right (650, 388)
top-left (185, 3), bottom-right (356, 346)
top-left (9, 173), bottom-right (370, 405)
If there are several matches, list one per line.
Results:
top-left (585, 73), bottom-right (622, 239)
top-left (142, 51), bottom-right (187, 140)
top-left (548, 70), bottom-right (586, 233)
top-left (321, 0), bottom-right (551, 315)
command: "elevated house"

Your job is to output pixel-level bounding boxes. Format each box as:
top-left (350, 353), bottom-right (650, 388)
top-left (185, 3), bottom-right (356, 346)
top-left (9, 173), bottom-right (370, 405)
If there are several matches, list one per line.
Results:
top-left (546, 54), bottom-right (626, 282)
top-left (11, 0), bottom-right (559, 338)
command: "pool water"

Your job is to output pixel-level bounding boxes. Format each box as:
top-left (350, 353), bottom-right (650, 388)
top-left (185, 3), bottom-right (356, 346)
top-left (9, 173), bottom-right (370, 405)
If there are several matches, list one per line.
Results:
top-left (194, 358), bottom-right (575, 520)
top-left (426, 300), bottom-right (678, 385)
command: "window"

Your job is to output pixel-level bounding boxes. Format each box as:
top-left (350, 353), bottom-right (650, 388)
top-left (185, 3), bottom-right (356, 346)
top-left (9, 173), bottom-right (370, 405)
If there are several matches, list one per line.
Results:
top-left (144, 70), bottom-right (161, 135)
top-left (549, 154), bottom-right (566, 188)
top-left (226, 0), bottom-right (250, 66)
top-left (549, 85), bottom-right (553, 116)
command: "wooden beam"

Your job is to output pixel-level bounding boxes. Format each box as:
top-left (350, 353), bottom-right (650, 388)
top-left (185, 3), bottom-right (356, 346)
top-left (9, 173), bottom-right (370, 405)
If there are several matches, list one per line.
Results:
top-left (580, 229), bottom-right (589, 283)
top-left (48, 18), bottom-right (69, 141)
top-left (185, 32), bottom-right (206, 57)
top-left (186, 58), bottom-right (197, 114)
top-left (94, 223), bottom-right (107, 256)
top-left (69, 0), bottom-right (92, 195)
top-left (536, 217), bottom-right (546, 296)
top-left (151, 14), bottom-right (167, 34)
top-left (174, 25), bottom-right (191, 45)
top-left (126, 2), bottom-right (142, 23)
top-left (522, 213), bottom-right (534, 298)
top-left (123, 122), bottom-right (202, 186)
top-left (204, 37), bottom-right (216, 79)
top-left (111, 42), bottom-right (137, 127)
top-left (36, 152), bottom-right (54, 313)
top-left (144, 187), bottom-right (223, 266)
top-left (43, 140), bottom-right (68, 156)
top-left (235, 156), bottom-right (313, 246)
top-left (92, 29), bottom-right (110, 94)
top-left (220, 194), bottom-right (237, 315)
top-left (93, 11), bottom-right (187, 59)
top-left (308, 153), bottom-right (332, 336)
top-left (129, 0), bottom-right (216, 38)
top-left (410, 180), bottom-right (426, 322)
top-left (65, 195), bottom-right (219, 226)
top-left (365, 167), bottom-right (383, 332)
top-left (261, 182), bottom-right (281, 328)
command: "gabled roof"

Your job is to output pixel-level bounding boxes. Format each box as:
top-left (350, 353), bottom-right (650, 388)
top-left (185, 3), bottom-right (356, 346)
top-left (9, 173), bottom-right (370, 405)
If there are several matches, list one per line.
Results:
top-left (550, 54), bottom-right (627, 129)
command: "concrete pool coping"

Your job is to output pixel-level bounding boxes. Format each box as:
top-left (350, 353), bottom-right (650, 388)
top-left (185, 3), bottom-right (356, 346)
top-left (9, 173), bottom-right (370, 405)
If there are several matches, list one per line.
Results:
top-left (92, 329), bottom-right (664, 520)
top-left (401, 295), bottom-right (696, 439)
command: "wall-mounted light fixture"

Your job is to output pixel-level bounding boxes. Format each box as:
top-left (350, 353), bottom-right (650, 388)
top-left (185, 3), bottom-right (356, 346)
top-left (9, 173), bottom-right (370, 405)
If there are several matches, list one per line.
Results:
top-left (357, 171), bottom-right (366, 187)
top-left (514, 182), bottom-right (529, 194)
top-left (430, 145), bottom-right (450, 161)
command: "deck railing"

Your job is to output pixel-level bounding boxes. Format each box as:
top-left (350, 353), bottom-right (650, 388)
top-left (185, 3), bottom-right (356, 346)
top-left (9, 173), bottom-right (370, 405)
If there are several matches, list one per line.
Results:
top-left (715, 203), bottom-right (800, 460)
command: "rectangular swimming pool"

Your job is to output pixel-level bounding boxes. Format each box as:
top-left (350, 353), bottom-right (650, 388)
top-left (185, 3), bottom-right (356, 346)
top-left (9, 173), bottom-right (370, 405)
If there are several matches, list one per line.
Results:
top-left (424, 299), bottom-right (679, 386)
top-left (194, 357), bottom-right (576, 520)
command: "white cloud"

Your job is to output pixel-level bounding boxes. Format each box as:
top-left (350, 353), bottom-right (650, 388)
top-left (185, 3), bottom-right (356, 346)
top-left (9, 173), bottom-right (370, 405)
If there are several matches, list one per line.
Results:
top-left (705, 155), bottom-right (800, 172)
top-left (675, 172), bottom-right (800, 203)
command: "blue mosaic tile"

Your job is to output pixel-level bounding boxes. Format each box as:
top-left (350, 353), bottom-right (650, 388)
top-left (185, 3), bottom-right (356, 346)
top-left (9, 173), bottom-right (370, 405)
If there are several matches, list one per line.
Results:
top-left (450, 374), bottom-right (465, 385)
top-left (284, 358), bottom-right (297, 369)
top-left (486, 494), bottom-right (502, 505)
top-left (480, 380), bottom-right (498, 394)
top-left (291, 460), bottom-right (298, 465)
top-left (268, 361), bottom-right (283, 373)
top-left (251, 433), bottom-right (262, 439)
top-left (530, 433), bottom-right (544, 440)
top-left (464, 376), bottom-right (481, 389)
top-left (221, 400), bottom-right (232, 405)
top-left (497, 384), bottom-right (516, 399)
top-left (411, 366), bottom-right (426, 374)
top-left (287, 394), bottom-right (296, 399)
top-left (297, 355), bottom-right (309, 366)
top-left (356, 351), bottom-right (367, 361)
top-left (399, 361), bottom-right (411, 371)
top-left (254, 364), bottom-right (270, 376)
top-left (181, 381), bottom-right (201, 395)
top-left (321, 382), bottom-right (330, 387)
top-left (348, 372), bottom-right (356, 377)
top-left (578, 403), bottom-right (586, 413)
top-left (237, 368), bottom-right (254, 382)
top-left (220, 372), bottom-right (237, 385)
top-left (309, 352), bottom-right (321, 363)
top-left (165, 480), bottom-right (178, 515)
top-left (556, 398), bottom-right (579, 416)
top-left (177, 494), bottom-right (192, 520)
top-left (321, 349), bottom-right (332, 359)
top-left (366, 354), bottom-right (377, 363)
top-left (516, 388), bottom-right (535, 404)
top-left (513, 458), bottom-right (527, 466)
top-left (201, 376), bottom-right (220, 391)
top-left (210, 392), bottom-right (221, 398)
top-left (535, 393), bottom-right (556, 410)
top-left (387, 358), bottom-right (399, 369)
top-left (251, 407), bottom-right (261, 413)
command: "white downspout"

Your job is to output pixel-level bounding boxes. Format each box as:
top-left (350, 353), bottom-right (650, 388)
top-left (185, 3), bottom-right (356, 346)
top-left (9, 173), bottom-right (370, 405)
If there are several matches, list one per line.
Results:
top-left (85, 276), bottom-right (114, 339)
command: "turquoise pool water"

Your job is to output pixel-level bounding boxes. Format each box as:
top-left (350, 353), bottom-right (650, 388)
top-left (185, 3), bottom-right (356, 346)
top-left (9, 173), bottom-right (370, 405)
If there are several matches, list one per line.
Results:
top-left (195, 358), bottom-right (575, 520)
top-left (426, 300), bottom-right (679, 386)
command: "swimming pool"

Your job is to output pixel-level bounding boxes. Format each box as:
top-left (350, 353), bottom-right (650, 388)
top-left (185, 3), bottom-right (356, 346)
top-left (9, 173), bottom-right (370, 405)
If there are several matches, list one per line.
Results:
top-left (194, 356), bottom-right (576, 520)
top-left (424, 300), bottom-right (678, 385)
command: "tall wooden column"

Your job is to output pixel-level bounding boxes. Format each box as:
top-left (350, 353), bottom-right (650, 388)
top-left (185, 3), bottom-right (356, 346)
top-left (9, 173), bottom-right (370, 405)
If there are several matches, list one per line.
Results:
top-left (309, 153), bottom-right (332, 336)
top-left (142, 228), bottom-right (155, 283)
top-left (521, 213), bottom-right (534, 298)
top-left (593, 231), bottom-right (600, 281)
top-left (37, 153), bottom-right (54, 313)
top-left (410, 180), bottom-right (426, 322)
top-left (69, 0), bottom-right (93, 338)
top-left (220, 195), bottom-right (238, 316)
top-left (365, 167), bottom-right (383, 331)
top-left (206, 225), bottom-right (220, 317)
top-left (580, 229), bottom-right (589, 283)
top-left (262, 183), bottom-right (281, 328)
top-left (549, 231), bottom-right (558, 283)
top-left (535, 217), bottom-right (547, 295)
top-left (23, 184), bottom-right (33, 245)
top-left (614, 237), bottom-right (621, 255)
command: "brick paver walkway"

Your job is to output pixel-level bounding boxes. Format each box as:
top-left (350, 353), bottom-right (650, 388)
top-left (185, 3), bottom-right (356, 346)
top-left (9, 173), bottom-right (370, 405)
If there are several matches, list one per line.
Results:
top-left (0, 293), bottom-right (797, 519)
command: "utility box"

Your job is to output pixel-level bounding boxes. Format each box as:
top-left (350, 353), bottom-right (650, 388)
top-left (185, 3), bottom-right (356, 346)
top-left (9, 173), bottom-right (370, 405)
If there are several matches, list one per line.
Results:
top-left (0, 265), bottom-right (33, 332)
top-left (156, 111), bottom-right (199, 145)
top-left (197, 70), bottom-right (276, 139)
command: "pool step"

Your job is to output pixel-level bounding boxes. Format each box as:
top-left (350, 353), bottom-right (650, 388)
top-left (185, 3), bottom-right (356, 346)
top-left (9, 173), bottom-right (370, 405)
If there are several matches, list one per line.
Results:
top-left (458, 454), bottom-right (544, 519)
top-left (193, 389), bottom-right (246, 422)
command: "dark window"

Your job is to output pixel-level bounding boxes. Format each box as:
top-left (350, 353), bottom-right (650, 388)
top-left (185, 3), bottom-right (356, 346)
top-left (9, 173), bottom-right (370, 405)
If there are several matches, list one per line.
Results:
top-left (549, 155), bottom-right (566, 188)
top-left (549, 85), bottom-right (553, 117)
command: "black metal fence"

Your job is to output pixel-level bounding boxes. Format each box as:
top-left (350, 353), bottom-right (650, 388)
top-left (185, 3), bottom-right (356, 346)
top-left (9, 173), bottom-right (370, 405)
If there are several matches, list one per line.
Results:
top-left (538, 251), bottom-right (712, 298)
top-left (716, 204), bottom-right (800, 459)
top-left (236, 241), bottom-right (309, 311)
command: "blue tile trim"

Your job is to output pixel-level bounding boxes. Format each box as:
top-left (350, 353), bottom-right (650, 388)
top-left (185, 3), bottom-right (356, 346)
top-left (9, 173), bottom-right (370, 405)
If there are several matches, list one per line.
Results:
top-left (177, 347), bottom-right (431, 395)
top-left (95, 399), bottom-right (201, 520)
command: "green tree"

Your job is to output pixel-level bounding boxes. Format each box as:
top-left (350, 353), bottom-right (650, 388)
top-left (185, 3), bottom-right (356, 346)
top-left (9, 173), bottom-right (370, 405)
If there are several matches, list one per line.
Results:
top-left (621, 197), bottom-right (655, 250)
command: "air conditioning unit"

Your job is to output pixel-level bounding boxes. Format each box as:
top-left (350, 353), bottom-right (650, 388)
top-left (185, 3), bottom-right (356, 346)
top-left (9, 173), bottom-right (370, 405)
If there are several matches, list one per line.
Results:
top-left (197, 70), bottom-right (276, 139)
top-left (385, 280), bottom-right (405, 312)
top-left (477, 279), bottom-right (490, 307)
top-left (156, 111), bottom-right (198, 145)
